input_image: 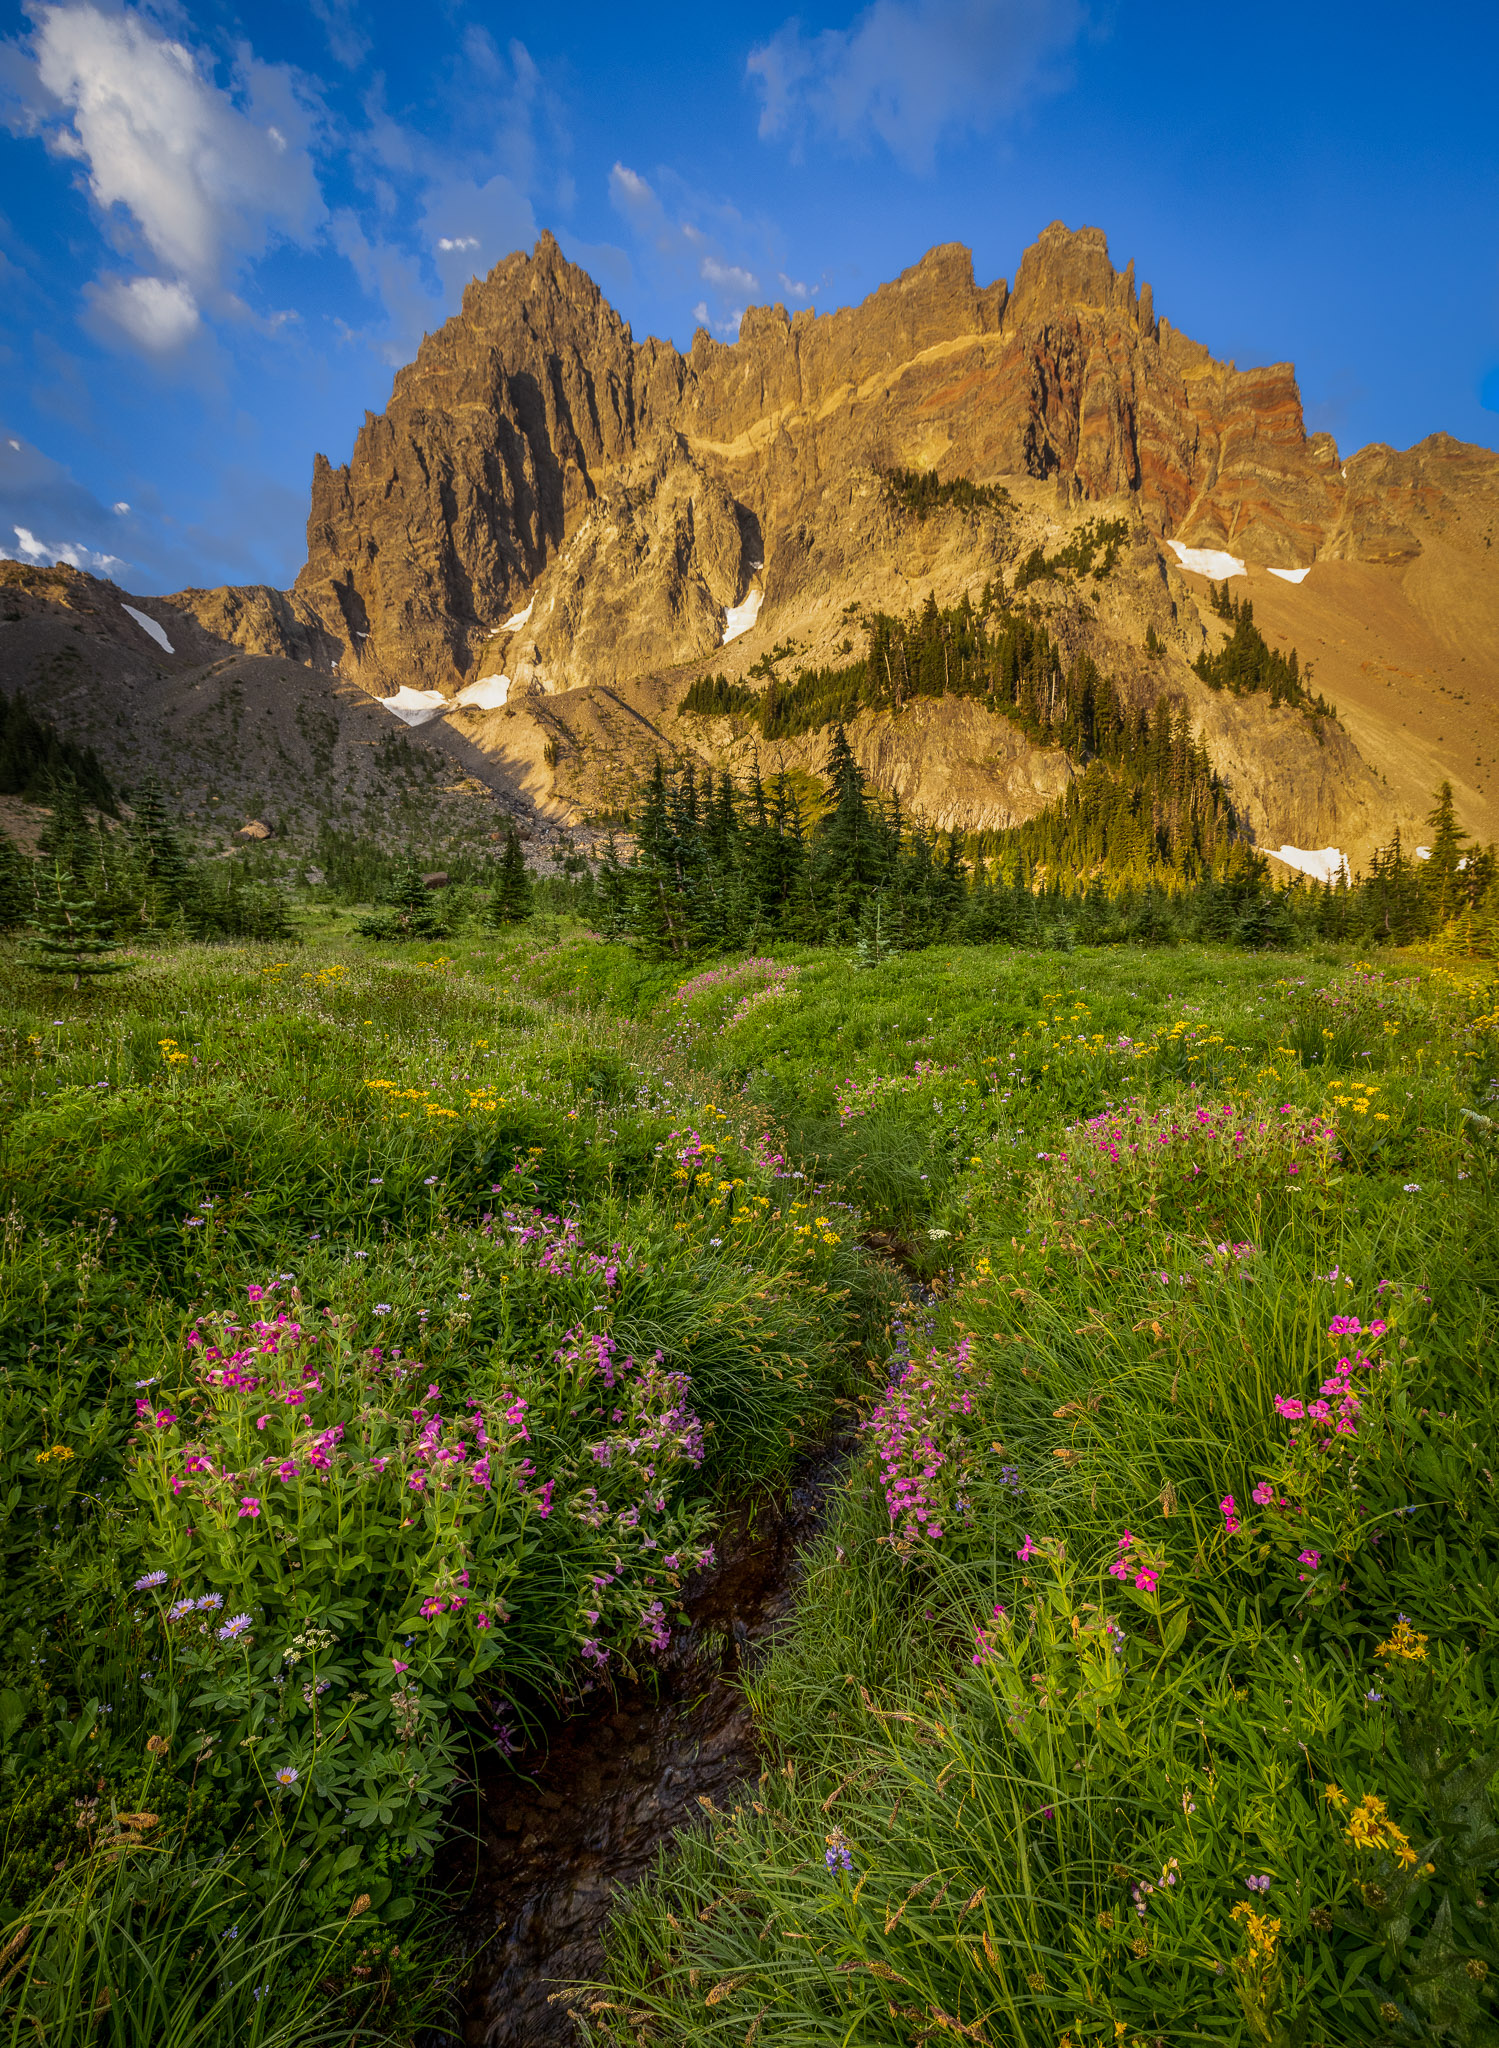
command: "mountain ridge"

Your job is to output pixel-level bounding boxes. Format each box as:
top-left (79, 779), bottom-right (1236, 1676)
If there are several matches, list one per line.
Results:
top-left (6, 222), bottom-right (1496, 869)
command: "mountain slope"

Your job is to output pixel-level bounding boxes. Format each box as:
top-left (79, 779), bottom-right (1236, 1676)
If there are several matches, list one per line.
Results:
top-left (36, 223), bottom-right (1499, 865)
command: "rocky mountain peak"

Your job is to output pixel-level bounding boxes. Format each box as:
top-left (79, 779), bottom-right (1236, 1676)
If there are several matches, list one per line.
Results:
top-left (122, 218), bottom-right (1485, 874)
top-left (1009, 220), bottom-right (1129, 318)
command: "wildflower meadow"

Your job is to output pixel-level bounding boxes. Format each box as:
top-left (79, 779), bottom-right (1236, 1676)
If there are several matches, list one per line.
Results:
top-left (0, 913), bottom-right (1493, 2046)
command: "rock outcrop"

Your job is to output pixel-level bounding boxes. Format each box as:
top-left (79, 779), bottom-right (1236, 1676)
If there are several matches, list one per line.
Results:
top-left (164, 584), bottom-right (339, 669)
top-left (283, 222), bottom-right (1498, 708)
top-left (22, 222), bottom-right (1496, 864)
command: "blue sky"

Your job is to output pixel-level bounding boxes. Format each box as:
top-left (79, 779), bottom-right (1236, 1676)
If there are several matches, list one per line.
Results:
top-left (1, 0), bottom-right (1496, 597)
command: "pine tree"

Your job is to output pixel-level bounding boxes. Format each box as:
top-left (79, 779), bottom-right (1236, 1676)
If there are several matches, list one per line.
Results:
top-left (595, 832), bottom-right (632, 937)
top-left (129, 775), bottom-right (195, 928)
top-left (25, 861), bottom-right (131, 989)
top-left (38, 779), bottom-right (96, 883)
top-left (0, 828), bottom-right (32, 931)
top-left (1421, 782), bottom-right (1470, 932)
top-left (486, 824), bottom-right (534, 926)
top-left (852, 893), bottom-right (901, 967)
top-left (356, 852), bottom-right (448, 940)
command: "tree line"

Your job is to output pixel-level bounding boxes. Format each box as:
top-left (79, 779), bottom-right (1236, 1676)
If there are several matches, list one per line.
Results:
top-left (596, 728), bottom-right (1497, 961)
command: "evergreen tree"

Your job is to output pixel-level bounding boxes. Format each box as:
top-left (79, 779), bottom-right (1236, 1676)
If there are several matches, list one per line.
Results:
top-left (356, 852), bottom-right (448, 940)
top-left (0, 829), bottom-right (32, 931)
top-left (0, 691), bottom-right (115, 810)
top-left (814, 724), bottom-right (891, 940)
top-left (852, 893), bottom-right (902, 967)
top-left (1421, 781), bottom-right (1470, 932)
top-left (595, 832), bottom-right (632, 937)
top-left (38, 779), bottom-right (97, 883)
top-left (129, 775), bottom-right (196, 928)
top-left (486, 824), bottom-right (534, 926)
top-left (25, 861), bottom-right (131, 989)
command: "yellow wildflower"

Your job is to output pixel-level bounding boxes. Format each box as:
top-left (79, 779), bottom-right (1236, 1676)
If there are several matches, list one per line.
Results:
top-left (1231, 1904), bottom-right (1281, 1964)
top-left (1375, 1618), bottom-right (1428, 1663)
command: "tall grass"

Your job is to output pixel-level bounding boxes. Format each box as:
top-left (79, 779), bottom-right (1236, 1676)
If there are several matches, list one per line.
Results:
top-left (582, 950), bottom-right (1499, 2045)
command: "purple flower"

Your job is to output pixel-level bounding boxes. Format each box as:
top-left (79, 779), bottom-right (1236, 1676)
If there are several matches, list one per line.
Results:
top-left (217, 1613), bottom-right (252, 1642)
top-left (373, 1304), bottom-right (392, 1316)
top-left (134, 1570), bottom-right (168, 1590)
top-left (1244, 1874), bottom-right (1272, 1894)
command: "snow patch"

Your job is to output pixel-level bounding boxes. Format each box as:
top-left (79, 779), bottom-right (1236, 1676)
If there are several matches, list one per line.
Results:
top-left (1267, 566), bottom-right (1311, 584)
top-left (456, 674), bottom-right (511, 710)
top-left (1267, 844), bottom-right (1348, 886)
top-left (1165, 538), bottom-right (1246, 580)
top-left (722, 589), bottom-right (763, 644)
top-left (122, 604), bottom-right (173, 653)
top-left (379, 686), bottom-right (449, 727)
top-left (501, 601), bottom-right (533, 631)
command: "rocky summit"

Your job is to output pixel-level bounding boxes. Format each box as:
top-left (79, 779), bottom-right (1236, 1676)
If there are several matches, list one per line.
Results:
top-left (15, 223), bottom-right (1499, 866)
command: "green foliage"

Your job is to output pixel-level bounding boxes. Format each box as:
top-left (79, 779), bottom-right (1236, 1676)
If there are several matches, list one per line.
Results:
top-left (0, 833), bottom-right (30, 932)
top-left (882, 468), bottom-right (1012, 520)
top-left (584, 945), bottom-right (1499, 2048)
top-left (355, 852), bottom-right (448, 941)
top-left (0, 927), bottom-right (880, 2036)
top-left (0, 691), bottom-right (115, 812)
top-left (1196, 587), bottom-right (1337, 717)
top-left (677, 673), bottom-right (760, 721)
top-left (484, 824), bottom-right (533, 926)
top-left (3, 871), bottom-right (1497, 2045)
top-left (25, 862), bottom-right (131, 988)
top-left (1012, 514), bottom-right (1131, 589)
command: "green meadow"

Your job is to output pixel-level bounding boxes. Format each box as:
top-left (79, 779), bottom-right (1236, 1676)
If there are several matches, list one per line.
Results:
top-left (1, 916), bottom-right (1494, 2046)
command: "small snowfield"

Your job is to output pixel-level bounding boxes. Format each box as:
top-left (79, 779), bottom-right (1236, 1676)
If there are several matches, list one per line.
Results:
top-left (1267, 845), bottom-right (1348, 885)
top-left (122, 603), bottom-right (173, 653)
top-left (722, 590), bottom-right (763, 644)
top-left (456, 675), bottom-right (511, 710)
top-left (379, 687), bottom-right (450, 727)
top-left (1165, 538), bottom-right (1246, 580)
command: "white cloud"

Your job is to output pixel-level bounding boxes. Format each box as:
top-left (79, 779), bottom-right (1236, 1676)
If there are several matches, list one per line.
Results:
top-left (29, 4), bottom-right (325, 286)
top-left (778, 271), bottom-right (810, 298)
top-left (608, 161), bottom-right (769, 340)
top-left (4, 522), bottom-right (124, 576)
top-left (308, 0), bottom-right (370, 70)
top-left (112, 500), bottom-right (129, 513)
top-left (701, 256), bottom-right (758, 293)
top-left (748, 0), bottom-right (1085, 172)
top-left (438, 235), bottom-right (479, 251)
top-left (609, 162), bottom-right (655, 216)
top-left (86, 273), bottom-right (200, 351)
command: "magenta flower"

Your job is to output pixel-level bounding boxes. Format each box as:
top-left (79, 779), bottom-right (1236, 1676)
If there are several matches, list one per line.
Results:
top-left (1016, 1535), bottom-right (1037, 1562)
top-left (238, 1496), bottom-right (261, 1518)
